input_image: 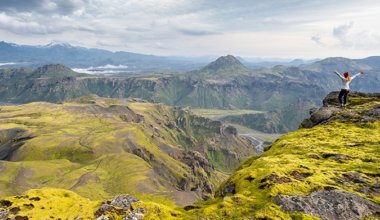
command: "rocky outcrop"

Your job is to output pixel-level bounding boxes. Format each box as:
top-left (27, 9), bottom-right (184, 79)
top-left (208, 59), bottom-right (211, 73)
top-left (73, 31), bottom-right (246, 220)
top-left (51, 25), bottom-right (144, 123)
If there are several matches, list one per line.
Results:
top-left (300, 106), bottom-right (339, 128)
top-left (177, 151), bottom-right (214, 189)
top-left (323, 91), bottom-right (380, 107)
top-left (275, 190), bottom-right (380, 220)
top-left (95, 195), bottom-right (145, 219)
top-left (301, 91), bottom-right (380, 128)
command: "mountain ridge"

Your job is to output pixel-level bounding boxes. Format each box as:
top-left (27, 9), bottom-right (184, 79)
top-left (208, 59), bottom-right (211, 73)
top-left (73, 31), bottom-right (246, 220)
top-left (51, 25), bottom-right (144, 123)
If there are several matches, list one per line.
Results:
top-left (1, 54), bottom-right (379, 133)
top-left (0, 41), bottom-right (202, 71)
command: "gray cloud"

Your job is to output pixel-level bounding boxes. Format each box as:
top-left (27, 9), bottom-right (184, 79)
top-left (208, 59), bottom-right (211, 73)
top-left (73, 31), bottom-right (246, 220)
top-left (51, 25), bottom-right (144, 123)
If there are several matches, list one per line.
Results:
top-left (0, 12), bottom-right (62, 34)
top-left (1, 0), bottom-right (380, 57)
top-left (177, 28), bottom-right (220, 36)
top-left (312, 21), bottom-right (380, 51)
top-left (311, 35), bottom-right (325, 46)
top-left (0, 0), bottom-right (42, 12)
top-left (333, 23), bottom-right (380, 49)
top-left (333, 22), bottom-right (354, 45)
top-left (0, 0), bottom-right (85, 15)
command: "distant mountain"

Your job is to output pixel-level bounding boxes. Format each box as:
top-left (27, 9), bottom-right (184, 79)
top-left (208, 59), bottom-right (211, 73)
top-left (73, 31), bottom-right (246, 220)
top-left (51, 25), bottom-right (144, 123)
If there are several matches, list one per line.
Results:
top-left (301, 57), bottom-right (372, 73)
top-left (33, 64), bottom-right (87, 78)
top-left (243, 58), bottom-right (320, 68)
top-left (0, 41), bottom-right (202, 72)
top-left (0, 55), bottom-right (379, 133)
top-left (197, 55), bottom-right (249, 76)
top-left (357, 56), bottom-right (380, 69)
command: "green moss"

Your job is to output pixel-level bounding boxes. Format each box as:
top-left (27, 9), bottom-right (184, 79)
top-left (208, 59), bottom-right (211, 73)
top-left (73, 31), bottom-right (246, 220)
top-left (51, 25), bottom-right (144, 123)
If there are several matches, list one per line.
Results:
top-left (3, 188), bottom-right (100, 219)
top-left (186, 117), bottom-right (380, 219)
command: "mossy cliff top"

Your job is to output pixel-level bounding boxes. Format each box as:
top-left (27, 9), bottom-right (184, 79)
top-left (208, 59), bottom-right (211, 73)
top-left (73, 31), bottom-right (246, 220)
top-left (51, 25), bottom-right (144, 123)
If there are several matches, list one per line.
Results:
top-left (184, 91), bottom-right (380, 219)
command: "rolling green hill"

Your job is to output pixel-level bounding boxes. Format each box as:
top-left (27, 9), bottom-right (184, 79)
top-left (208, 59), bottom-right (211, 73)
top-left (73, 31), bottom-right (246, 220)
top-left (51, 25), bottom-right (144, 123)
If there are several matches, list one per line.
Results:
top-left (0, 96), bottom-right (256, 208)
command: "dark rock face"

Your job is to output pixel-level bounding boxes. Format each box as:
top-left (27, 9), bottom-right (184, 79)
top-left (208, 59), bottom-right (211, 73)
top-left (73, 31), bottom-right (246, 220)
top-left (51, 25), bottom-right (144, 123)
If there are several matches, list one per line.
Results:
top-left (0, 200), bottom-right (13, 207)
top-left (300, 107), bottom-right (339, 128)
top-left (174, 150), bottom-right (214, 198)
top-left (341, 172), bottom-right (367, 184)
top-left (323, 91), bottom-right (342, 107)
top-left (218, 182), bottom-right (236, 197)
top-left (224, 126), bottom-right (238, 136)
top-left (261, 173), bottom-right (292, 184)
top-left (14, 216), bottom-right (28, 220)
top-left (274, 190), bottom-right (380, 220)
top-left (0, 128), bottom-right (34, 160)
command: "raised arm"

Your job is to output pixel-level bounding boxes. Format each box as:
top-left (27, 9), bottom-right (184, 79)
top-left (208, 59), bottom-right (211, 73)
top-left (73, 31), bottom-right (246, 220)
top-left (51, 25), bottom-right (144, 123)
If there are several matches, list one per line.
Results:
top-left (350, 72), bottom-right (363, 80)
top-left (334, 71), bottom-right (345, 80)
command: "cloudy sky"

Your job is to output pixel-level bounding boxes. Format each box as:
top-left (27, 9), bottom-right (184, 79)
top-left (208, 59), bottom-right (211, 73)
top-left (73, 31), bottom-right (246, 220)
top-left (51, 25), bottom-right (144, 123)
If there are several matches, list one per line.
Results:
top-left (1, 0), bottom-right (380, 59)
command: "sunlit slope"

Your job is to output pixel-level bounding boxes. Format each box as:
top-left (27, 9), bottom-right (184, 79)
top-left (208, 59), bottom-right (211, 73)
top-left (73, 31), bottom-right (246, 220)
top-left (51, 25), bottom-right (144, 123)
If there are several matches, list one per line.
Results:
top-left (185, 93), bottom-right (380, 219)
top-left (0, 96), bottom-right (256, 205)
top-left (0, 187), bottom-right (181, 220)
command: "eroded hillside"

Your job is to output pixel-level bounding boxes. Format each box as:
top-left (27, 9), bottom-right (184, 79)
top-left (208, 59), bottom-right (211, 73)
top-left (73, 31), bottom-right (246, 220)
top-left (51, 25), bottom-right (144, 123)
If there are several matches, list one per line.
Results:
top-left (185, 92), bottom-right (380, 219)
top-left (0, 96), bottom-right (256, 208)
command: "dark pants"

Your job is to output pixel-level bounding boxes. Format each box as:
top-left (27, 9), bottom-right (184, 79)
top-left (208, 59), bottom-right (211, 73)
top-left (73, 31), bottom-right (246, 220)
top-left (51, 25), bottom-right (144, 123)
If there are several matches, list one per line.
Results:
top-left (338, 89), bottom-right (349, 105)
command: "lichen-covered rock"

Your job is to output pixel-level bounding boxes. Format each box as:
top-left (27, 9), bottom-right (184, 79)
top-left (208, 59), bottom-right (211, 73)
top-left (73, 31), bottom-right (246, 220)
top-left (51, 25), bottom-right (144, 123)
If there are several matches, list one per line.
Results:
top-left (110, 195), bottom-right (139, 211)
top-left (95, 194), bottom-right (141, 218)
top-left (96, 215), bottom-right (109, 220)
top-left (0, 209), bottom-right (8, 219)
top-left (123, 207), bottom-right (145, 220)
top-left (274, 190), bottom-right (380, 220)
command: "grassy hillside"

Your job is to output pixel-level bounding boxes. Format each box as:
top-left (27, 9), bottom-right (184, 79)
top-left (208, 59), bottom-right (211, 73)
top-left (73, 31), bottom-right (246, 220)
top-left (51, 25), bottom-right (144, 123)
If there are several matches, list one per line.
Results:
top-left (0, 96), bottom-right (256, 207)
top-left (184, 93), bottom-right (380, 219)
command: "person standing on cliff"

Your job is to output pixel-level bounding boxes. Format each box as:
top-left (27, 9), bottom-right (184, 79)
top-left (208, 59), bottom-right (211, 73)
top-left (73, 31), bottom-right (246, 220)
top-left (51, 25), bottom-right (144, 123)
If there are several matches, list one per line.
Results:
top-left (334, 70), bottom-right (364, 107)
